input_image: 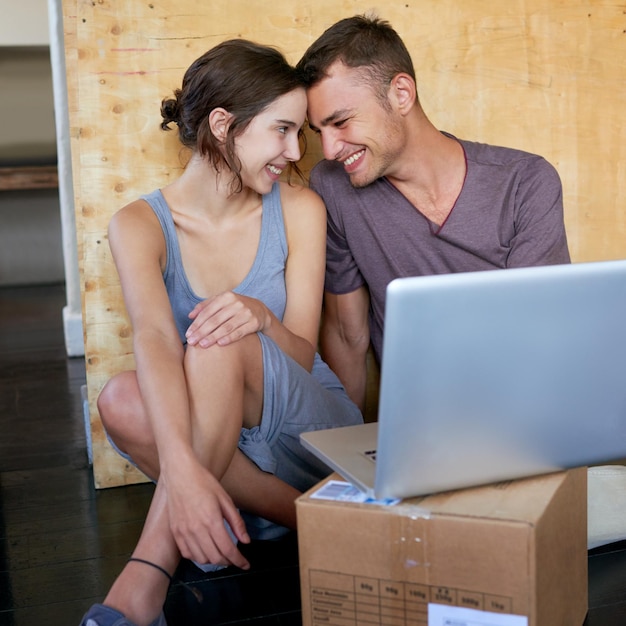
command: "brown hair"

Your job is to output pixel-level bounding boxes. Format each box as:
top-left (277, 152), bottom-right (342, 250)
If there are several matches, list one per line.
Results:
top-left (296, 15), bottom-right (416, 104)
top-left (161, 39), bottom-right (305, 192)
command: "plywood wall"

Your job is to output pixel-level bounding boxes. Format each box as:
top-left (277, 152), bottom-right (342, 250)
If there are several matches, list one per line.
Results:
top-left (62, 0), bottom-right (626, 488)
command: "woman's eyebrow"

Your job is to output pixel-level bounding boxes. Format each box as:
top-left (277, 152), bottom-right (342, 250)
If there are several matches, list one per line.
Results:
top-left (274, 118), bottom-right (299, 126)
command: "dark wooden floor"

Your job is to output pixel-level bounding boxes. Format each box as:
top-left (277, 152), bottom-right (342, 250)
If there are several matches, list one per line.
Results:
top-left (0, 284), bottom-right (300, 626)
top-left (0, 283), bottom-right (625, 625)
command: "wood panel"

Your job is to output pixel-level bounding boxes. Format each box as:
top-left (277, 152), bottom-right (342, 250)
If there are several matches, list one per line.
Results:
top-left (61, 0), bottom-right (626, 487)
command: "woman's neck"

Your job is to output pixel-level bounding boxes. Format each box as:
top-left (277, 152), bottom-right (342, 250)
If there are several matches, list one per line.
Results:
top-left (164, 153), bottom-right (259, 220)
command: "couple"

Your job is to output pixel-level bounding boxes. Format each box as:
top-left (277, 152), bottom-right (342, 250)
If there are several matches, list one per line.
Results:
top-left (81, 14), bottom-right (570, 626)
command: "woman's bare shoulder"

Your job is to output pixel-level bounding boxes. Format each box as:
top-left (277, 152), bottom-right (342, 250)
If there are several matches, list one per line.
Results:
top-left (110, 197), bottom-right (156, 226)
top-left (109, 197), bottom-right (163, 239)
top-left (277, 181), bottom-right (325, 215)
top-left (107, 196), bottom-right (167, 267)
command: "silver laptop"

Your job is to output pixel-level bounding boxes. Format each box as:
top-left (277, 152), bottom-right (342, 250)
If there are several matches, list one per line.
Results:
top-left (301, 259), bottom-right (626, 499)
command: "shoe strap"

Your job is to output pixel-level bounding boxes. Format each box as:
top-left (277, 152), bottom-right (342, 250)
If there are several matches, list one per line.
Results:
top-left (127, 557), bottom-right (173, 582)
top-left (128, 556), bottom-right (204, 605)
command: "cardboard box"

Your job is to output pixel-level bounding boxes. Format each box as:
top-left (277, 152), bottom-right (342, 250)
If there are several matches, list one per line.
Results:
top-left (296, 468), bottom-right (587, 626)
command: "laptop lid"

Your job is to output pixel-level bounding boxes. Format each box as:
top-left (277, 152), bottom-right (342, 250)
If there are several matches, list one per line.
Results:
top-left (374, 259), bottom-right (626, 498)
top-left (302, 259), bottom-right (626, 500)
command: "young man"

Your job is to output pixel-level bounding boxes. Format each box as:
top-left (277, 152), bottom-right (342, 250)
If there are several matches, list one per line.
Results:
top-left (296, 15), bottom-right (570, 411)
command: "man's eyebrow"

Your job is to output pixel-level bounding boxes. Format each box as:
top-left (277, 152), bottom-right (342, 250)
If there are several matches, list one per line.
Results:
top-left (311, 109), bottom-right (353, 131)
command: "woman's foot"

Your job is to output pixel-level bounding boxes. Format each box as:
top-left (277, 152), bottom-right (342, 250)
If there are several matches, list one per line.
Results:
top-left (81, 557), bottom-right (172, 626)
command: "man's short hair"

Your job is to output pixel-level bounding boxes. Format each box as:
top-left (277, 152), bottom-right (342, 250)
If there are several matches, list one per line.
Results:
top-left (296, 14), bottom-right (416, 101)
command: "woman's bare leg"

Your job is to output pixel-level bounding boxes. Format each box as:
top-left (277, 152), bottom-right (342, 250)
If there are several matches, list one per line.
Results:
top-left (102, 480), bottom-right (178, 625)
top-left (98, 352), bottom-right (301, 529)
top-left (221, 452), bottom-right (299, 529)
top-left (93, 337), bottom-right (297, 623)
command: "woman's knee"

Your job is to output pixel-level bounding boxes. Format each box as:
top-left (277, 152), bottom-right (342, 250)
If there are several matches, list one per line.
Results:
top-left (184, 338), bottom-right (265, 424)
top-left (184, 334), bottom-right (262, 378)
top-left (97, 371), bottom-right (141, 434)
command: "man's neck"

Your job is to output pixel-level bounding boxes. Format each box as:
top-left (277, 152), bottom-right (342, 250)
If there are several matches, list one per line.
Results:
top-left (386, 124), bottom-right (467, 226)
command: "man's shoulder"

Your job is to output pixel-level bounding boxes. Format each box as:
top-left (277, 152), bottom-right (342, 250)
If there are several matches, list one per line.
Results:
top-left (457, 135), bottom-right (551, 170)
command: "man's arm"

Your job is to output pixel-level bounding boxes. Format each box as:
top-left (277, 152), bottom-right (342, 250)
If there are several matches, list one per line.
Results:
top-left (507, 157), bottom-right (570, 267)
top-left (320, 287), bottom-right (371, 412)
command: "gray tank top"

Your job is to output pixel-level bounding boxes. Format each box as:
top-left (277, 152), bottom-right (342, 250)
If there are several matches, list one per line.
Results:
top-left (142, 183), bottom-right (288, 343)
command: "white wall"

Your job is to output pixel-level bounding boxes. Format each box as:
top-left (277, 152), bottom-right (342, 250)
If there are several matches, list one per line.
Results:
top-left (0, 0), bottom-right (84, 357)
top-left (0, 44), bottom-right (61, 288)
top-left (0, 48), bottom-right (57, 153)
top-left (0, 0), bottom-right (50, 46)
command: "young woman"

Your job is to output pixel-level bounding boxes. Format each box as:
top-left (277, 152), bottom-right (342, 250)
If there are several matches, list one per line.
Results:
top-left (80, 39), bottom-right (362, 626)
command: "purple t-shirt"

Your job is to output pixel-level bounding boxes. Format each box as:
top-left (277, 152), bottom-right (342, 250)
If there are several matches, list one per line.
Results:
top-left (310, 135), bottom-right (571, 362)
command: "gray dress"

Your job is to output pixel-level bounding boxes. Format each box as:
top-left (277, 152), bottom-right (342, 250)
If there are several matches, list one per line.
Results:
top-left (143, 183), bottom-right (363, 538)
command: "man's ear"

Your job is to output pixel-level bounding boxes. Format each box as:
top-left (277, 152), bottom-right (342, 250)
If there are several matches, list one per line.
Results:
top-left (388, 73), bottom-right (416, 115)
top-left (208, 107), bottom-right (233, 142)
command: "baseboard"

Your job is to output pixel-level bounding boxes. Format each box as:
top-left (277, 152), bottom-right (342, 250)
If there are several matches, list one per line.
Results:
top-left (63, 305), bottom-right (84, 357)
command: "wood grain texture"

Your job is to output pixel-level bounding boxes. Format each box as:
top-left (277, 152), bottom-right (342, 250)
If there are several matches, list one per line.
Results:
top-left (61, 0), bottom-right (626, 487)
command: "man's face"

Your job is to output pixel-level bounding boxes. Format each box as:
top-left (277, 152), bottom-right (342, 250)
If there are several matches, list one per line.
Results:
top-left (306, 62), bottom-right (405, 188)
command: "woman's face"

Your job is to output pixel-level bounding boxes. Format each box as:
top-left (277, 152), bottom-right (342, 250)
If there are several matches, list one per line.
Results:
top-left (235, 87), bottom-right (307, 195)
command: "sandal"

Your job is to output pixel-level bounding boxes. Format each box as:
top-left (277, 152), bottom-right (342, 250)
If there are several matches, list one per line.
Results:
top-left (79, 558), bottom-right (171, 626)
top-left (80, 603), bottom-right (167, 626)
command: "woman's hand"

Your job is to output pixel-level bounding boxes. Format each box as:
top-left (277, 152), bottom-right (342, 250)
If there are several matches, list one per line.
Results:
top-left (186, 292), bottom-right (271, 348)
top-left (163, 456), bottom-right (251, 569)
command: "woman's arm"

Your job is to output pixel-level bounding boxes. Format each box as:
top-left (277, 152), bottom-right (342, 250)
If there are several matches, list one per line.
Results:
top-left (109, 201), bottom-right (191, 466)
top-left (275, 182), bottom-right (327, 365)
top-left (109, 200), bottom-right (195, 472)
top-left (108, 200), bottom-right (249, 567)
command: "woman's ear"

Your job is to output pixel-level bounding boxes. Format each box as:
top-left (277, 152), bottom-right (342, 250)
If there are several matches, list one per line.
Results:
top-left (388, 73), bottom-right (416, 116)
top-left (208, 107), bottom-right (233, 142)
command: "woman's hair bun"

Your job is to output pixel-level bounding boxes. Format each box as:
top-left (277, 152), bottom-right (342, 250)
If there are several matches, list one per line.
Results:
top-left (160, 94), bottom-right (181, 130)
